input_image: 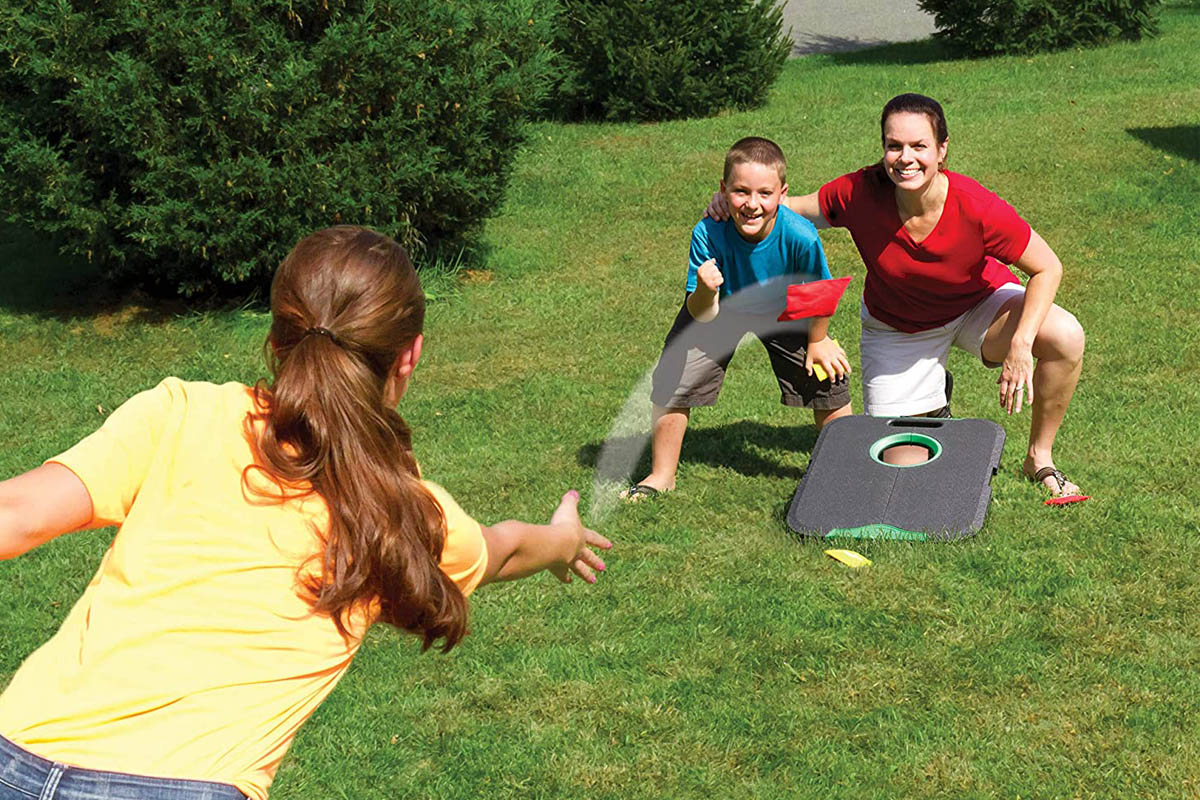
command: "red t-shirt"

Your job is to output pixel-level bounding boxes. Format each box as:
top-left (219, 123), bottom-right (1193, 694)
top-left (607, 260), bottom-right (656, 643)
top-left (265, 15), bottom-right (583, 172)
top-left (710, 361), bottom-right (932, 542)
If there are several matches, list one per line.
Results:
top-left (819, 168), bottom-right (1031, 332)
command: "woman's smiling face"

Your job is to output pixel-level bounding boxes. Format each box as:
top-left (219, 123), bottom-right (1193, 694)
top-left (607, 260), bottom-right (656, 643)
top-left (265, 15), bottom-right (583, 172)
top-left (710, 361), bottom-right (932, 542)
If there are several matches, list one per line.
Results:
top-left (882, 111), bottom-right (948, 192)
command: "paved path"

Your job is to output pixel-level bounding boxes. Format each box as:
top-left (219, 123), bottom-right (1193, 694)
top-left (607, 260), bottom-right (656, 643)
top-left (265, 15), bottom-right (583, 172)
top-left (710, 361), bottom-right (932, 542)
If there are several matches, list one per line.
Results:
top-left (782, 0), bottom-right (937, 55)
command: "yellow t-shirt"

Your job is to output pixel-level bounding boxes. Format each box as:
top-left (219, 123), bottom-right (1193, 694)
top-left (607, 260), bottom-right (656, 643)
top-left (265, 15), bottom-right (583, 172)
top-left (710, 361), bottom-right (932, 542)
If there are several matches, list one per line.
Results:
top-left (0, 379), bottom-right (487, 800)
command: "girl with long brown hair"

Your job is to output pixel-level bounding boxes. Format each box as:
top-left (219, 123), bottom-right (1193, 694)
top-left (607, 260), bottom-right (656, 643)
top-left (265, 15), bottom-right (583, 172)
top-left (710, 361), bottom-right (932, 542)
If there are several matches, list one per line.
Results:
top-left (0, 225), bottom-right (610, 800)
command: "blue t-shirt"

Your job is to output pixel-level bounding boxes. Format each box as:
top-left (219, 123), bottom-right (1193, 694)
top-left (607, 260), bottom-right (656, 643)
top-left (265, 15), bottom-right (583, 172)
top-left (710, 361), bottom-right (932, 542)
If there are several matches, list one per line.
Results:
top-left (685, 205), bottom-right (831, 316)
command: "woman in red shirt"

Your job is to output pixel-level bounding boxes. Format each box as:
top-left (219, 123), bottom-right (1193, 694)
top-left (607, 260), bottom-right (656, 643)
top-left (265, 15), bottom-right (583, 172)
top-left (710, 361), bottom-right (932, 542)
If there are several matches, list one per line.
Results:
top-left (713, 94), bottom-right (1086, 499)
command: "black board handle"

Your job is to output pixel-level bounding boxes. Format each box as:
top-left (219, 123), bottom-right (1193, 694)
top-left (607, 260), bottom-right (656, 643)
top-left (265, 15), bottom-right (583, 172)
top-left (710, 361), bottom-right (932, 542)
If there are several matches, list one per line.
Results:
top-left (887, 418), bottom-right (945, 429)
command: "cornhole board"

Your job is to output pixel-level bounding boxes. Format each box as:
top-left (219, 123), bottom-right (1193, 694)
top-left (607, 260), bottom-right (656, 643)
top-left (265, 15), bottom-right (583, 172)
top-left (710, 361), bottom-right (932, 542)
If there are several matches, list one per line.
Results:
top-left (787, 416), bottom-right (1005, 541)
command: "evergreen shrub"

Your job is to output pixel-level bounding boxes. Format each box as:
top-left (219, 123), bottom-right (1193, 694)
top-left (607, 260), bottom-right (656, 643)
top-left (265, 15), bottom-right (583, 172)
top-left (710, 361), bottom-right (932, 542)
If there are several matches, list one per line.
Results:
top-left (0, 0), bottom-right (557, 296)
top-left (551, 0), bottom-right (792, 123)
top-left (916, 0), bottom-right (1162, 57)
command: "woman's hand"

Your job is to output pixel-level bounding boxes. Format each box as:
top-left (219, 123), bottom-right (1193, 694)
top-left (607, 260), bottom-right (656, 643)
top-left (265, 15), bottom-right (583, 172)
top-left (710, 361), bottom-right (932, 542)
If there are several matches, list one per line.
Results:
top-left (704, 191), bottom-right (731, 221)
top-left (998, 342), bottom-right (1035, 414)
top-left (548, 490), bottom-right (611, 584)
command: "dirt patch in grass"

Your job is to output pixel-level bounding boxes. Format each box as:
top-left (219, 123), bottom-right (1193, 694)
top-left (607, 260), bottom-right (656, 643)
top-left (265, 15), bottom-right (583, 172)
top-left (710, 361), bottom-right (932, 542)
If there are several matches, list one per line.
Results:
top-left (92, 304), bottom-right (156, 337)
top-left (462, 269), bottom-right (494, 284)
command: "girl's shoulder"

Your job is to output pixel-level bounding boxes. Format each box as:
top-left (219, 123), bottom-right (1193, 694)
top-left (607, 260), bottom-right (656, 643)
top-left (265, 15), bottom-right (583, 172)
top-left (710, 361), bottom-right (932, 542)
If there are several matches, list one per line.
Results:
top-left (149, 376), bottom-right (253, 398)
top-left (118, 378), bottom-right (254, 420)
top-left (142, 378), bottom-right (260, 434)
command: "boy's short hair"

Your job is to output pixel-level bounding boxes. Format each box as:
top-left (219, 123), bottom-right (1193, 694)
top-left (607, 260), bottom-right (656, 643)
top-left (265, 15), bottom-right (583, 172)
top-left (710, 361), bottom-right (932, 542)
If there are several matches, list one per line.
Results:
top-left (723, 137), bottom-right (787, 185)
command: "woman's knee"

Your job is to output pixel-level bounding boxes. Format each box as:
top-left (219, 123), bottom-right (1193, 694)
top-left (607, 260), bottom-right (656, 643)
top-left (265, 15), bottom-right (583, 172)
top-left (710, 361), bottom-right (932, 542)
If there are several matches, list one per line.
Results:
top-left (1037, 306), bottom-right (1085, 361)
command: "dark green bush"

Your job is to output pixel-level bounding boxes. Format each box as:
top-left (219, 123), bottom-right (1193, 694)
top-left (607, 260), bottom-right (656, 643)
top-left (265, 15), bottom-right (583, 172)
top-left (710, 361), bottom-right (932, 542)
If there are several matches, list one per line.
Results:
top-left (0, 0), bottom-right (557, 296)
top-left (916, 0), bottom-right (1162, 57)
top-left (550, 0), bottom-right (792, 123)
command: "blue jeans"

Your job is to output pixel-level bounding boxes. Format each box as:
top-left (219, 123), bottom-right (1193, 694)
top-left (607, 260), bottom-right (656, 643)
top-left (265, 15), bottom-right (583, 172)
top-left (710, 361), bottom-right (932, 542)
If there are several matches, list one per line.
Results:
top-left (0, 736), bottom-right (245, 800)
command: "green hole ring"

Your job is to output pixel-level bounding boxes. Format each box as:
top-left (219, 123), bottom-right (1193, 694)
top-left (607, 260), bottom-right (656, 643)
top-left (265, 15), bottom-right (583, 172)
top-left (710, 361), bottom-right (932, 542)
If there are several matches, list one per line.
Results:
top-left (869, 432), bottom-right (943, 467)
top-left (827, 524), bottom-right (929, 541)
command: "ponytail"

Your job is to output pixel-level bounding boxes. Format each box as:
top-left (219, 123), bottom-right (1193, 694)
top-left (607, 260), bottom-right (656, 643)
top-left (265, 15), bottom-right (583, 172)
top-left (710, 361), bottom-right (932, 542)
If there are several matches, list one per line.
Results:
top-left (245, 226), bottom-right (468, 651)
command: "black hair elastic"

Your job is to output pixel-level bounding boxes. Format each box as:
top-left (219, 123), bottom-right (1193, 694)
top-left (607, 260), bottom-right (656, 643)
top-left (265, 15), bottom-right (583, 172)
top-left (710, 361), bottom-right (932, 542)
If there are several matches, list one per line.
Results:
top-left (302, 326), bottom-right (341, 345)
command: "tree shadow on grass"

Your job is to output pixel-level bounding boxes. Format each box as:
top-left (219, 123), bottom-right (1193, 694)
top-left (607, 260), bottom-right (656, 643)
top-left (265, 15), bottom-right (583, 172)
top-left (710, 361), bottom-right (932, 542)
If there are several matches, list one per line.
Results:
top-left (1, 222), bottom-right (189, 322)
top-left (578, 419), bottom-right (820, 485)
top-left (1127, 126), bottom-right (1200, 162)
top-left (825, 38), bottom-right (951, 67)
top-left (2, 221), bottom-right (482, 320)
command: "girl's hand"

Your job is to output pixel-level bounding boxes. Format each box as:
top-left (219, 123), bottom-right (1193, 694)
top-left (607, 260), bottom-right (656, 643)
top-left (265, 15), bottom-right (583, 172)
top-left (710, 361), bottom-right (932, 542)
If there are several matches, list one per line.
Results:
top-left (805, 336), bottom-right (851, 382)
top-left (704, 191), bottom-right (731, 221)
top-left (998, 343), bottom-right (1035, 414)
top-left (548, 490), bottom-right (611, 584)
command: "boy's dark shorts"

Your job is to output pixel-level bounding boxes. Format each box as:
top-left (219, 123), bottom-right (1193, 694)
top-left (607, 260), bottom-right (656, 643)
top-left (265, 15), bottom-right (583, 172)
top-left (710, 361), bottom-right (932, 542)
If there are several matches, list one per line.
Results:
top-left (650, 302), bottom-right (852, 409)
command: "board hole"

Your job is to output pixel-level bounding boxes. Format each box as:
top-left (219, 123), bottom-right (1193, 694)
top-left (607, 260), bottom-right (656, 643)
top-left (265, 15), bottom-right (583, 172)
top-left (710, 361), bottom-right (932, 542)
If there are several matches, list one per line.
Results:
top-left (869, 432), bottom-right (943, 467)
top-left (880, 443), bottom-right (933, 465)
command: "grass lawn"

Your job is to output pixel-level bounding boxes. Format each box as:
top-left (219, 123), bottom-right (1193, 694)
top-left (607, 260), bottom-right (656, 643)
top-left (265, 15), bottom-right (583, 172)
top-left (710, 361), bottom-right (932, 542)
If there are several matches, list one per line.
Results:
top-left (3, 4), bottom-right (1199, 798)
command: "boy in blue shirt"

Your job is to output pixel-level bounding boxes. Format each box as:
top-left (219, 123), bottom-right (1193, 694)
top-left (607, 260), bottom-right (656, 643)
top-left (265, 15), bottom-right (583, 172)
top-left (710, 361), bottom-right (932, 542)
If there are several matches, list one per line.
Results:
top-left (623, 137), bottom-right (853, 500)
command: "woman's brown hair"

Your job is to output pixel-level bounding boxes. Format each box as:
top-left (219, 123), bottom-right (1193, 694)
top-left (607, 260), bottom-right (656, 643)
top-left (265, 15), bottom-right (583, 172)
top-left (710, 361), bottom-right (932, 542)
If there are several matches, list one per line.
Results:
top-left (879, 93), bottom-right (949, 147)
top-left (246, 225), bottom-right (468, 651)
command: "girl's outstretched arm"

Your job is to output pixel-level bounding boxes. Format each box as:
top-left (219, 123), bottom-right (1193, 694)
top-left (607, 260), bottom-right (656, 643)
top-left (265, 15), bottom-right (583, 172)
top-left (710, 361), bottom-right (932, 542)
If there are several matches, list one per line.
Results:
top-left (481, 490), bottom-right (612, 586)
top-left (0, 464), bottom-right (94, 559)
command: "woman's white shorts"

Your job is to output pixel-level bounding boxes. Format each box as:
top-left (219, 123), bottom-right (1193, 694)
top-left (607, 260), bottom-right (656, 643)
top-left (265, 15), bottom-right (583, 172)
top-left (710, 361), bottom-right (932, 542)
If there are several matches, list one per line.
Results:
top-left (860, 283), bottom-right (1026, 416)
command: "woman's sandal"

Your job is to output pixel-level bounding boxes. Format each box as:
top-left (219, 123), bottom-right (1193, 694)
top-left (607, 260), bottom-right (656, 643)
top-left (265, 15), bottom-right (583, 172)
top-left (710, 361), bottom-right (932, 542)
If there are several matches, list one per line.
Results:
top-left (1028, 466), bottom-right (1090, 505)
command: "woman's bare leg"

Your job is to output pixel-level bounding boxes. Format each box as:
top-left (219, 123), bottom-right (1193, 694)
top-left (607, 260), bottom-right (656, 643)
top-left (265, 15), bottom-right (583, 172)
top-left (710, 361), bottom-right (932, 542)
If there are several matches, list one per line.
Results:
top-left (982, 299), bottom-right (1086, 494)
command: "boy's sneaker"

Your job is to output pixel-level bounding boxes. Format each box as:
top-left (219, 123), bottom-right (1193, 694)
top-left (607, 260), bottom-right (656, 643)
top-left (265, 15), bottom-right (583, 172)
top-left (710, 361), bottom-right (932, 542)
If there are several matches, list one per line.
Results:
top-left (929, 371), bottom-right (953, 418)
